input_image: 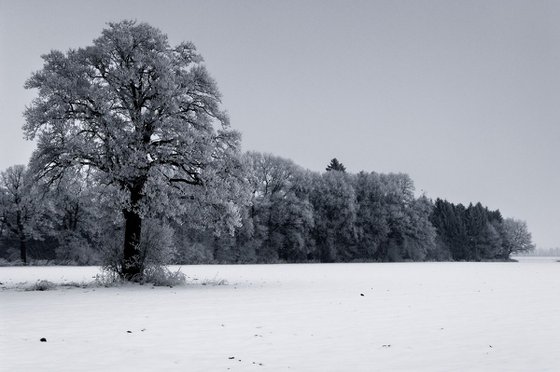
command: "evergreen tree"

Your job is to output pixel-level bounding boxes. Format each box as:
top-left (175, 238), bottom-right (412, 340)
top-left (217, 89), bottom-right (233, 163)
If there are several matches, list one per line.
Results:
top-left (430, 199), bottom-right (468, 260)
top-left (326, 158), bottom-right (346, 172)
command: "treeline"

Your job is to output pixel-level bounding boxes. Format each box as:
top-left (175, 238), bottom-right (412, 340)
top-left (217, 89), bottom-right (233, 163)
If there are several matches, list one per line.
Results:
top-left (431, 199), bottom-right (534, 261)
top-left (0, 155), bottom-right (534, 265)
top-left (516, 247), bottom-right (560, 257)
top-left (0, 21), bottom-right (535, 270)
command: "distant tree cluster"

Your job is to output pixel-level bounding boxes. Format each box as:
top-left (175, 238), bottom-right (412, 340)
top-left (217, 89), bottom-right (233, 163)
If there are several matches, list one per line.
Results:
top-left (0, 21), bottom-right (535, 278)
top-left (519, 247), bottom-right (560, 257)
top-left (430, 199), bottom-right (534, 261)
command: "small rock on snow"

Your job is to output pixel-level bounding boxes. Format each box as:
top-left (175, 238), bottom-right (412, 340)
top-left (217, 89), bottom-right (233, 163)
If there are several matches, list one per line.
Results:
top-left (40, 338), bottom-right (47, 342)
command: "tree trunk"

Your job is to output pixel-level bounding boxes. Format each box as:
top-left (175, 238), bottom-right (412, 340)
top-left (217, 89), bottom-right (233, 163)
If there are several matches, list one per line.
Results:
top-left (122, 185), bottom-right (144, 280)
top-left (16, 210), bottom-right (27, 264)
top-left (19, 236), bottom-right (27, 265)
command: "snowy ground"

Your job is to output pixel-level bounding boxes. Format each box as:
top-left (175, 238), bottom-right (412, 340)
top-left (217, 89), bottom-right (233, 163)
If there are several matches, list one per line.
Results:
top-left (1, 258), bottom-right (560, 371)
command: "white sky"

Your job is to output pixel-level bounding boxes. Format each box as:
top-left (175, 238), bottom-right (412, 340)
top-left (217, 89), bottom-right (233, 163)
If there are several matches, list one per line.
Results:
top-left (1, 0), bottom-right (559, 248)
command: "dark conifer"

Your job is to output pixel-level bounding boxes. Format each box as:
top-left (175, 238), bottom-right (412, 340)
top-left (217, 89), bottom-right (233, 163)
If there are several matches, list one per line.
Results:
top-left (326, 158), bottom-right (346, 172)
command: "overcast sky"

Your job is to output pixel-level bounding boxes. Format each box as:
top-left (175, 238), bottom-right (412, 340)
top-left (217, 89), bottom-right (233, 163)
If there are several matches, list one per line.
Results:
top-left (1, 0), bottom-right (559, 248)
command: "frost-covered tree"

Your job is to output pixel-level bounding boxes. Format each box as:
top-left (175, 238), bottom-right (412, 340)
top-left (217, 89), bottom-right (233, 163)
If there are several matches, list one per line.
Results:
top-left (399, 195), bottom-right (437, 261)
top-left (310, 170), bottom-right (356, 262)
top-left (44, 170), bottom-right (102, 264)
top-left (24, 21), bottom-right (241, 279)
top-left (243, 152), bottom-right (314, 262)
top-left (353, 171), bottom-right (389, 259)
top-left (500, 218), bottom-right (535, 258)
top-left (0, 165), bottom-right (45, 263)
top-left (363, 173), bottom-right (431, 261)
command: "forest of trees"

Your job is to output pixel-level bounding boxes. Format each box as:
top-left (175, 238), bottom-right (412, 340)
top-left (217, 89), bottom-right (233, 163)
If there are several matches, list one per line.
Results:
top-left (0, 154), bottom-right (535, 267)
top-left (0, 21), bottom-right (535, 278)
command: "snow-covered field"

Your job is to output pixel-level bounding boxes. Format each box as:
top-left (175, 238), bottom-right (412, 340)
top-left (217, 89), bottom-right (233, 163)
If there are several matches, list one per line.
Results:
top-left (2, 259), bottom-right (560, 371)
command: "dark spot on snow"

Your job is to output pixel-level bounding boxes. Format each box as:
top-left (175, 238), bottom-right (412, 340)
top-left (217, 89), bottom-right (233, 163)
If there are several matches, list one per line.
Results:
top-left (141, 329), bottom-right (146, 332)
top-left (126, 330), bottom-right (132, 333)
top-left (489, 345), bottom-right (493, 348)
top-left (228, 356), bottom-right (235, 360)
top-left (360, 293), bottom-right (364, 296)
top-left (382, 344), bottom-right (391, 348)
top-left (40, 338), bottom-right (47, 342)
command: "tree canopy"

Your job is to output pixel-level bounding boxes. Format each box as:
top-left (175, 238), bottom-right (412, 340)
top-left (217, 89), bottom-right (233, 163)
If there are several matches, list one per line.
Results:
top-left (23, 20), bottom-right (242, 279)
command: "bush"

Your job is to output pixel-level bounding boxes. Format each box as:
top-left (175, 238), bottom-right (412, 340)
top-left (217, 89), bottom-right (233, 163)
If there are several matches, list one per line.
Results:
top-left (143, 265), bottom-right (186, 287)
top-left (178, 241), bottom-right (215, 264)
top-left (94, 269), bottom-right (124, 287)
top-left (141, 220), bottom-right (177, 267)
top-left (27, 280), bottom-right (56, 291)
top-left (0, 258), bottom-right (21, 267)
top-left (55, 234), bottom-right (101, 265)
top-left (100, 219), bottom-right (177, 280)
